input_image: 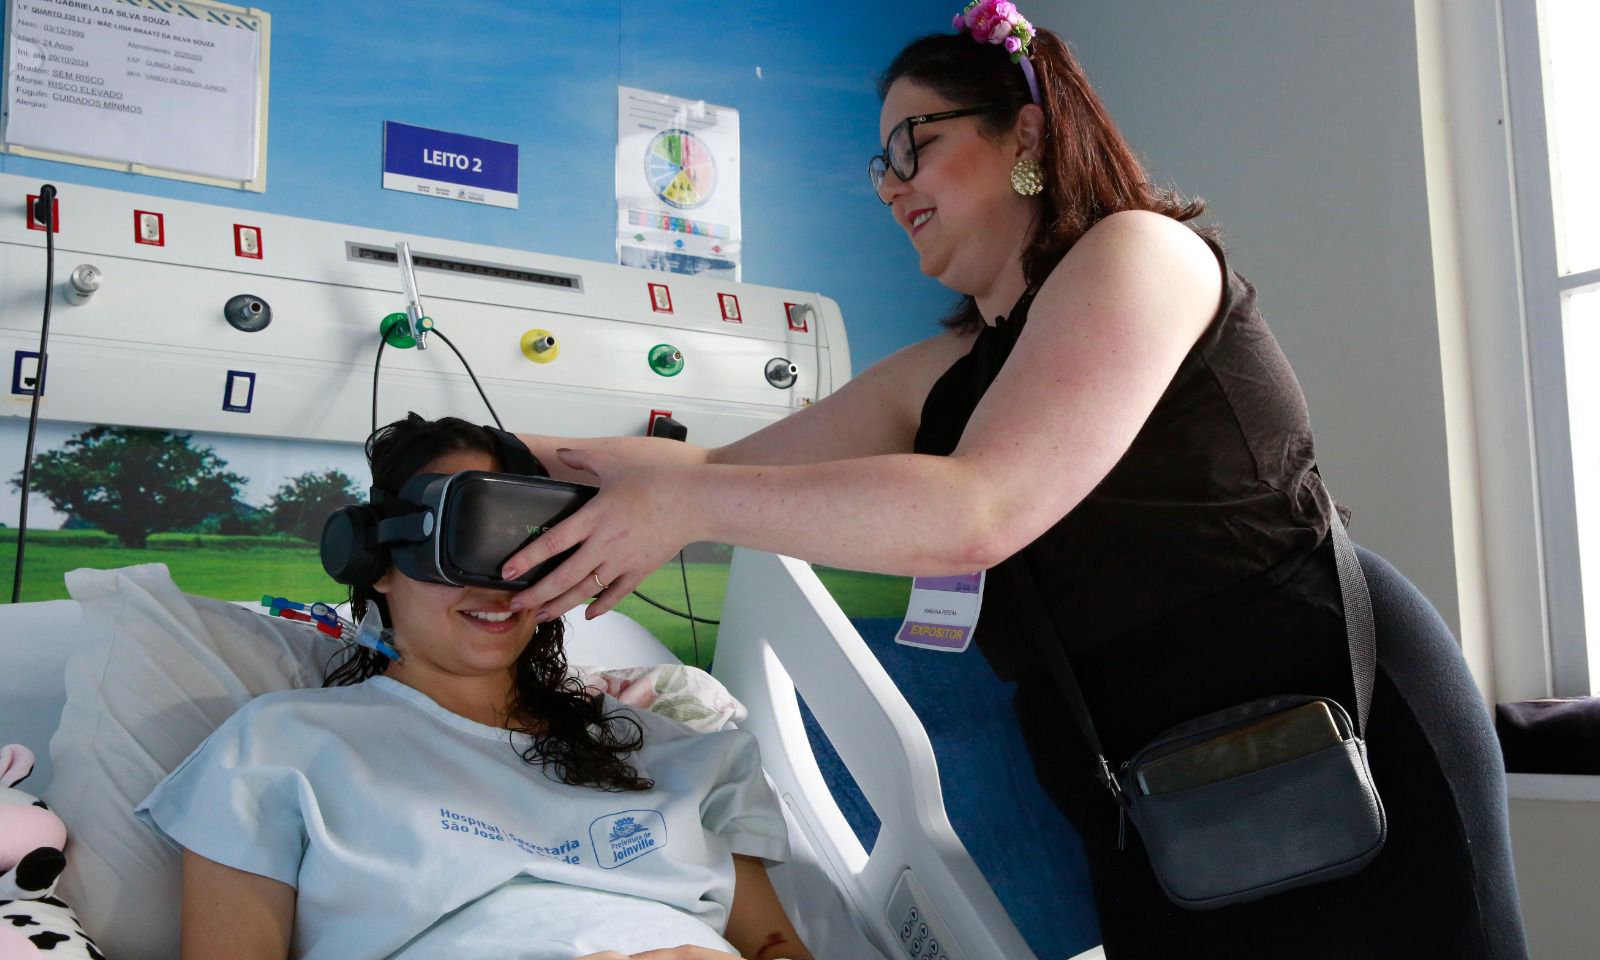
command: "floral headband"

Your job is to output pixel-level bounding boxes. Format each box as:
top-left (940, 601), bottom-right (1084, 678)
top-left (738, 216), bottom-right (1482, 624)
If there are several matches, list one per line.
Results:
top-left (953, 0), bottom-right (1041, 105)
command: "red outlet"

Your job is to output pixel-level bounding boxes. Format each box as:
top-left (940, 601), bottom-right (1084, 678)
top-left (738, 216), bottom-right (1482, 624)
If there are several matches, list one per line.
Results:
top-left (26, 194), bottom-right (59, 233)
top-left (134, 210), bottom-right (165, 246)
top-left (648, 282), bottom-right (673, 314)
top-left (234, 224), bottom-right (262, 259)
top-left (785, 301), bottom-right (810, 332)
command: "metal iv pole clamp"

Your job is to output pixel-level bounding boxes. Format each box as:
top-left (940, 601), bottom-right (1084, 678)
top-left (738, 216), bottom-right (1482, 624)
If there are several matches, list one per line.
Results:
top-left (396, 240), bottom-right (430, 349)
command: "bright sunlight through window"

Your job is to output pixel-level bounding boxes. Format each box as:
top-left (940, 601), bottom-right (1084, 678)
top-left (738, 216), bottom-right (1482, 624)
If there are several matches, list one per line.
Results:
top-left (1541, 0), bottom-right (1599, 276)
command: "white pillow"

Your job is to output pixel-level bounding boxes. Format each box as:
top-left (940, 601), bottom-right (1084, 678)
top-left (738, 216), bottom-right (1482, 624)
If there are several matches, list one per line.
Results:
top-left (45, 564), bottom-right (742, 960)
top-left (572, 663), bottom-right (748, 733)
top-left (48, 564), bottom-right (332, 960)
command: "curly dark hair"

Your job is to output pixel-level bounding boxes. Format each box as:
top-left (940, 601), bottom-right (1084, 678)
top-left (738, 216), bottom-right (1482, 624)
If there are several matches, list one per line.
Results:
top-left (879, 29), bottom-right (1216, 332)
top-left (323, 415), bottom-right (652, 792)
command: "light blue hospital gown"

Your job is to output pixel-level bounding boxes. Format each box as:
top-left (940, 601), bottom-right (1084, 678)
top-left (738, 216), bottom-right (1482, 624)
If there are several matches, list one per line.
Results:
top-left (136, 676), bottom-right (790, 960)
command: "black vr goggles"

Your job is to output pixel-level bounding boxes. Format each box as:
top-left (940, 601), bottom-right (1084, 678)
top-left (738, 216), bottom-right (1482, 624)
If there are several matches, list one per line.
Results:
top-left (320, 425), bottom-right (596, 591)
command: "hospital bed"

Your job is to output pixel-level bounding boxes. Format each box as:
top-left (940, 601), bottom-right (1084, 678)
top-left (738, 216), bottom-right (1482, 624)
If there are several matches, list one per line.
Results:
top-left (0, 553), bottom-right (1104, 960)
top-left (0, 172), bottom-right (1105, 959)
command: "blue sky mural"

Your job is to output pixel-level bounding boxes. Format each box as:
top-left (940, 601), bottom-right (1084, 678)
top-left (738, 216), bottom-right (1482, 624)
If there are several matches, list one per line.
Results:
top-left (1, 0), bottom-right (962, 371)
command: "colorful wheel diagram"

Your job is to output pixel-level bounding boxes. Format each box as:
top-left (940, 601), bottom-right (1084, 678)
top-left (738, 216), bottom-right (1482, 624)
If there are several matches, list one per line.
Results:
top-left (645, 129), bottom-right (717, 209)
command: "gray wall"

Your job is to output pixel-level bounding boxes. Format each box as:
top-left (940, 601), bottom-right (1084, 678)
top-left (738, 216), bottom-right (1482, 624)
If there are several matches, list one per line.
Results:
top-left (1039, 0), bottom-right (1459, 632)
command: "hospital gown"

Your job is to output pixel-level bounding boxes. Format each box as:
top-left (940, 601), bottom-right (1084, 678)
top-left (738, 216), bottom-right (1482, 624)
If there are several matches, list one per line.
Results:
top-left (136, 675), bottom-right (790, 960)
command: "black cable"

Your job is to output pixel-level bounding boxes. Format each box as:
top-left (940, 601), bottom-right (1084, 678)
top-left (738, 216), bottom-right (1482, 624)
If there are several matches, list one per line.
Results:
top-left (371, 334), bottom-right (388, 440)
top-left (677, 550), bottom-right (701, 666)
top-left (430, 328), bottom-right (503, 430)
top-left (631, 588), bottom-right (720, 626)
top-left (11, 186), bottom-right (57, 605)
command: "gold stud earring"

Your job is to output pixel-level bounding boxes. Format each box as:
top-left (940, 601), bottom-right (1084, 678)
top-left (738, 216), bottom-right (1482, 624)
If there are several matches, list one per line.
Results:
top-left (1011, 158), bottom-right (1044, 196)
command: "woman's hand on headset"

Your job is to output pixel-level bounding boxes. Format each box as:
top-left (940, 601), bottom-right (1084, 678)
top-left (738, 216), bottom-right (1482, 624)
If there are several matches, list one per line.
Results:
top-left (503, 447), bottom-right (695, 622)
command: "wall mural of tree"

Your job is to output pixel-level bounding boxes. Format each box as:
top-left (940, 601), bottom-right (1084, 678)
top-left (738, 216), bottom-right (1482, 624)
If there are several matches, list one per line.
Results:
top-left (9, 426), bottom-right (245, 549)
top-left (267, 469), bottom-right (363, 543)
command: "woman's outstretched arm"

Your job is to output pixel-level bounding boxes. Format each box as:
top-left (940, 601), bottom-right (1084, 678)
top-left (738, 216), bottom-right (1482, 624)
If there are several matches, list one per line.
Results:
top-left (514, 433), bottom-right (712, 484)
top-left (507, 211), bottom-right (1220, 622)
top-left (514, 320), bottom-right (965, 482)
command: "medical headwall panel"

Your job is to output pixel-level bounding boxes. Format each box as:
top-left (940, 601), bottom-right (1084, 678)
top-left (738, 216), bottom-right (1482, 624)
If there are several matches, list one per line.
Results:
top-left (0, 174), bottom-right (849, 445)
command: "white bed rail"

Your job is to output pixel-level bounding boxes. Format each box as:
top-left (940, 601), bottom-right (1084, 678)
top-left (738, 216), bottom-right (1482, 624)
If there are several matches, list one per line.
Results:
top-left (714, 548), bottom-right (1040, 960)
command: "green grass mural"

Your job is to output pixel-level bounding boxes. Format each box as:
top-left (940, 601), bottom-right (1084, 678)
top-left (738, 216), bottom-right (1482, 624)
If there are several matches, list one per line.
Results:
top-left (3, 422), bottom-right (913, 665)
top-left (0, 529), bottom-right (911, 666)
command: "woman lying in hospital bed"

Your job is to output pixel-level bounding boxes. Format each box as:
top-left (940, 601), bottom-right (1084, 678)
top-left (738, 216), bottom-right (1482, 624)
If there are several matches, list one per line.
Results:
top-left (133, 415), bottom-right (814, 960)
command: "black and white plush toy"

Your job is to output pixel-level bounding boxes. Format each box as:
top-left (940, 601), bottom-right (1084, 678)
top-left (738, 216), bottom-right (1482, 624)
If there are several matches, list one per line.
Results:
top-left (0, 745), bottom-right (105, 959)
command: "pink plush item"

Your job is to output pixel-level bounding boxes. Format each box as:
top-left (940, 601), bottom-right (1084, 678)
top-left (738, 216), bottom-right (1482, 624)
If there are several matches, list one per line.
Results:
top-left (1, 745), bottom-right (68, 875)
top-left (0, 744), bottom-right (105, 960)
top-left (0, 743), bottom-right (38, 787)
top-left (0, 928), bottom-right (43, 958)
top-left (0, 804), bottom-right (66, 863)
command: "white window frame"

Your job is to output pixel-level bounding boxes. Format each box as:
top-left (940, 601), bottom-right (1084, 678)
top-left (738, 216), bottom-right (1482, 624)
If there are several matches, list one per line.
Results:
top-left (1502, 0), bottom-right (1597, 696)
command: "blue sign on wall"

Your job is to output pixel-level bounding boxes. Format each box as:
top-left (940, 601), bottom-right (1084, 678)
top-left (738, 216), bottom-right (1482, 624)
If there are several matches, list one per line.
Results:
top-left (383, 122), bottom-right (519, 209)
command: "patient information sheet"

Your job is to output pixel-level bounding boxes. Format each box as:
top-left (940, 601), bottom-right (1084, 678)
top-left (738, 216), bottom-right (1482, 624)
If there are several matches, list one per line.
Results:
top-left (4, 0), bottom-right (263, 181)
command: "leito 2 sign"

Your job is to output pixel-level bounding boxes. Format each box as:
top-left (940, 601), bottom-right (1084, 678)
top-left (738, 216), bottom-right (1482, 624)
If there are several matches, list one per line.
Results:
top-left (383, 121), bottom-right (518, 209)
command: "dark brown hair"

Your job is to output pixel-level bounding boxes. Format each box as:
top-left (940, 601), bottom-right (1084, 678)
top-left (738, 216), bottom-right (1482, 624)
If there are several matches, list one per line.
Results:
top-left (324, 415), bottom-right (652, 792)
top-left (879, 29), bottom-right (1212, 331)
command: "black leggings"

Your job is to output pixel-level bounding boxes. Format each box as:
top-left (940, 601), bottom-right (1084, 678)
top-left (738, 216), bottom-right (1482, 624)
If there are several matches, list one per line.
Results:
top-left (1013, 544), bottom-right (1529, 959)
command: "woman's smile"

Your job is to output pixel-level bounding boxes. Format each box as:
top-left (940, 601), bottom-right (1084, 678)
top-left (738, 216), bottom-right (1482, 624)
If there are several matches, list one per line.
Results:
top-left (457, 606), bottom-right (525, 634)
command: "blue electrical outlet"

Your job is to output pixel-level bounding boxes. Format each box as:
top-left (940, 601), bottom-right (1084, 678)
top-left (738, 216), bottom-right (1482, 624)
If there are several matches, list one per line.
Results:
top-left (11, 351), bottom-right (42, 396)
top-left (223, 370), bottom-right (256, 413)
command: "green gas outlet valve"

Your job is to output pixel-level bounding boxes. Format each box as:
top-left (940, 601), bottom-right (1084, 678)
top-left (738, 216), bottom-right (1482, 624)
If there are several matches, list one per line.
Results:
top-left (648, 343), bottom-right (685, 377)
top-left (380, 312), bottom-right (432, 349)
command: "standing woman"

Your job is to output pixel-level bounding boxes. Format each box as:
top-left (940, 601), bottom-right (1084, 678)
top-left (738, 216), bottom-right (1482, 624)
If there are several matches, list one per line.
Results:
top-left (507, 5), bottom-right (1527, 956)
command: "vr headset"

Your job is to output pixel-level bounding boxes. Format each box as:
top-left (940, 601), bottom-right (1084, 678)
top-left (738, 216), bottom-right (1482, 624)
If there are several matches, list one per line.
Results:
top-left (320, 425), bottom-right (596, 591)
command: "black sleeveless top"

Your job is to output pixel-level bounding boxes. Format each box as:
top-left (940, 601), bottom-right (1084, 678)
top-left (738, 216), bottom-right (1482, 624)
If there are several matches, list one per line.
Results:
top-left (913, 239), bottom-right (1340, 679)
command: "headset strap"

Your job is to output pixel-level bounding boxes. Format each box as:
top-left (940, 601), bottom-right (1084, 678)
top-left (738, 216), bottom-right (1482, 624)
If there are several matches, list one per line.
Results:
top-left (368, 487), bottom-right (406, 515)
top-left (375, 511), bottom-right (433, 546)
top-left (483, 425), bottom-right (548, 477)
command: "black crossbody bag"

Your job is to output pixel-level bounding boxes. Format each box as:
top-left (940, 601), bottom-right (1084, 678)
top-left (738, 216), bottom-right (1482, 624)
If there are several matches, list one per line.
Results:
top-left (1015, 489), bottom-right (1386, 909)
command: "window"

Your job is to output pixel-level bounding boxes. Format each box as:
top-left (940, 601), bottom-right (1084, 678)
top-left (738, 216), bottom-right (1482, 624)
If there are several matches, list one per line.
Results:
top-left (1505, 0), bottom-right (1600, 694)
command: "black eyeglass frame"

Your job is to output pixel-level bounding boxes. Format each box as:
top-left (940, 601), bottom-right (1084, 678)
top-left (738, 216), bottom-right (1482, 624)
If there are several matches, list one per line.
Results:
top-left (868, 105), bottom-right (1006, 202)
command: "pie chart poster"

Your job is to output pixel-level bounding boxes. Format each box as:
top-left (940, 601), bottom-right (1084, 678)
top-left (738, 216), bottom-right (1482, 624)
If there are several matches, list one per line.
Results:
top-left (616, 86), bottom-right (741, 280)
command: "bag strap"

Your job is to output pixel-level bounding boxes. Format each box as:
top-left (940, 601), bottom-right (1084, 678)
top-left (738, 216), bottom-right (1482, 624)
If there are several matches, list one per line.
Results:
top-left (1012, 481), bottom-right (1376, 799)
top-left (1324, 485), bottom-right (1376, 734)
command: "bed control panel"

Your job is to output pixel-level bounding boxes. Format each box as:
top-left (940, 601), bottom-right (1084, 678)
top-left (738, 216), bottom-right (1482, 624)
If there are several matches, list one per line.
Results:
top-left (888, 870), bottom-right (960, 960)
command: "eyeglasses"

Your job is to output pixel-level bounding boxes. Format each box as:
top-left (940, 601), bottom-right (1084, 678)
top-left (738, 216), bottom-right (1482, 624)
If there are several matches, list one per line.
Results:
top-left (867, 106), bottom-right (1002, 203)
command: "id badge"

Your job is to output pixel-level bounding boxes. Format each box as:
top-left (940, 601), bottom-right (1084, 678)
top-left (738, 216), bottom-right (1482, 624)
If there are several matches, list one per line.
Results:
top-left (895, 571), bottom-right (984, 653)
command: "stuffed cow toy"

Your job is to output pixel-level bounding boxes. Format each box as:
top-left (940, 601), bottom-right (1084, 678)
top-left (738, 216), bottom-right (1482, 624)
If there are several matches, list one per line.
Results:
top-left (0, 745), bottom-right (104, 959)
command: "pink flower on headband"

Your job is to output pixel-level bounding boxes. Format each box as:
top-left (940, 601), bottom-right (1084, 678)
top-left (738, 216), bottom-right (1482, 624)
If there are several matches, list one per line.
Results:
top-left (955, 0), bottom-right (1035, 63)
